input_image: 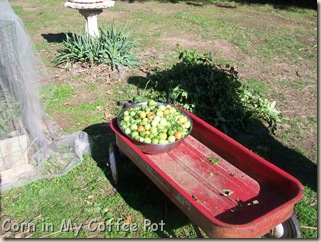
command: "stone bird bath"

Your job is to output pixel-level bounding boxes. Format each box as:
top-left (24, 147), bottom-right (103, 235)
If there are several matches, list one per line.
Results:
top-left (64, 0), bottom-right (115, 37)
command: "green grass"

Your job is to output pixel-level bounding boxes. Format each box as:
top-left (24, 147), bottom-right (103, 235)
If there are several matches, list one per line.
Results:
top-left (1, 156), bottom-right (201, 238)
top-left (242, 78), bottom-right (270, 96)
top-left (2, 0), bottom-right (317, 238)
top-left (294, 186), bottom-right (318, 238)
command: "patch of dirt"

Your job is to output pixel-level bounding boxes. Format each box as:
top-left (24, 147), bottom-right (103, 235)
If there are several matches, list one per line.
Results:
top-left (69, 90), bottom-right (98, 106)
top-left (34, 0), bottom-right (316, 163)
top-left (239, 55), bottom-right (317, 119)
top-left (213, 39), bottom-right (247, 61)
top-left (52, 111), bottom-right (72, 130)
top-left (162, 37), bottom-right (214, 52)
top-left (209, 39), bottom-right (317, 120)
top-left (7, 1), bottom-right (31, 8)
top-left (243, 13), bottom-right (307, 30)
top-left (209, 38), bottom-right (317, 158)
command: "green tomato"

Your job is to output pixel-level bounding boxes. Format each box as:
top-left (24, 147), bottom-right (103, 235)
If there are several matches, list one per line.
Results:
top-left (167, 130), bottom-right (175, 136)
top-left (133, 135), bottom-right (140, 141)
top-left (124, 128), bottom-right (131, 134)
top-left (156, 111), bottom-right (163, 117)
top-left (168, 135), bottom-right (176, 143)
top-left (144, 123), bottom-right (151, 131)
top-left (144, 137), bottom-right (151, 143)
top-left (151, 138), bottom-right (159, 144)
top-left (124, 110), bottom-right (130, 116)
top-left (148, 100), bottom-right (156, 106)
top-left (150, 127), bottom-right (157, 134)
top-left (151, 120), bottom-right (159, 127)
top-left (157, 124), bottom-right (165, 130)
top-left (160, 118), bottom-right (167, 126)
top-left (158, 139), bottom-right (166, 144)
top-left (184, 121), bottom-right (191, 129)
top-left (139, 131), bottom-right (146, 137)
top-left (154, 116), bottom-right (161, 122)
top-left (158, 104), bottom-right (166, 111)
top-left (169, 107), bottom-right (176, 113)
top-left (131, 131), bottom-right (139, 137)
top-left (177, 126), bottom-right (184, 132)
top-left (159, 132), bottom-right (167, 141)
top-left (159, 139), bottom-right (169, 144)
top-left (123, 116), bottom-right (130, 122)
top-left (130, 123), bottom-right (138, 131)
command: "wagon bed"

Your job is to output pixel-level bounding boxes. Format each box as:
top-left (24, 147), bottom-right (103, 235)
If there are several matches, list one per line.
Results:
top-left (109, 108), bottom-right (303, 238)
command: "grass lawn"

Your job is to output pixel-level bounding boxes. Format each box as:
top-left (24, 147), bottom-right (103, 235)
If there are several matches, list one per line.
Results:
top-left (0, 0), bottom-right (317, 238)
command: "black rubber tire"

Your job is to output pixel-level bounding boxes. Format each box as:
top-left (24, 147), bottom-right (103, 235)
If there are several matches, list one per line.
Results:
top-left (108, 143), bottom-right (122, 186)
top-left (262, 214), bottom-right (301, 238)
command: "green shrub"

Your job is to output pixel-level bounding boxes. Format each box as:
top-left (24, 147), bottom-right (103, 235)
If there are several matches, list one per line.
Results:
top-left (54, 24), bottom-right (139, 70)
top-left (137, 49), bottom-right (282, 134)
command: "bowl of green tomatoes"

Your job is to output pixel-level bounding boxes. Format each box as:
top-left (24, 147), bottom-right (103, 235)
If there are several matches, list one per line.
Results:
top-left (117, 100), bottom-right (193, 154)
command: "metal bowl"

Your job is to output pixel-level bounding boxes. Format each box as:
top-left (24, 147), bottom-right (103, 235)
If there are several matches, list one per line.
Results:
top-left (117, 102), bottom-right (193, 155)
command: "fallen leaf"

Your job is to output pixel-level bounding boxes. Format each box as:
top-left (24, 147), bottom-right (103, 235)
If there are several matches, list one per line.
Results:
top-left (208, 157), bottom-right (219, 164)
top-left (15, 233), bottom-right (23, 238)
top-left (84, 199), bottom-right (93, 206)
top-left (104, 110), bottom-right (113, 121)
top-left (96, 106), bottom-right (103, 111)
top-left (124, 215), bottom-right (132, 224)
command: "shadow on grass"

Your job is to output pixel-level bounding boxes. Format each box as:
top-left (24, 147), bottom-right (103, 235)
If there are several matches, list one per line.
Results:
top-left (231, 120), bottom-right (317, 193)
top-left (41, 32), bottom-right (73, 43)
top-left (126, 57), bottom-right (317, 193)
top-left (118, 0), bottom-right (316, 10)
top-left (81, 113), bottom-right (317, 238)
top-left (83, 122), bottom-right (192, 238)
top-left (82, 56), bottom-right (317, 236)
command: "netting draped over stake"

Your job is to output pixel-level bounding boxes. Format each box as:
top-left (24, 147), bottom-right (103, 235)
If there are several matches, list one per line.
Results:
top-left (0, 0), bottom-right (93, 192)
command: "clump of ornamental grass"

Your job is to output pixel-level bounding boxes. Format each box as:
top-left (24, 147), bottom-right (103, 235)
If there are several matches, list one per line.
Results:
top-left (54, 24), bottom-right (139, 70)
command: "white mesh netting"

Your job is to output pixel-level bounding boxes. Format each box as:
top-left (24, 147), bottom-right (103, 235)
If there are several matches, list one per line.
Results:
top-left (0, 0), bottom-right (92, 191)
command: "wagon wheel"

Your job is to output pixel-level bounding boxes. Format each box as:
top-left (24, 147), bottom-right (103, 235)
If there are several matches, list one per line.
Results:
top-left (262, 214), bottom-right (301, 238)
top-left (108, 143), bottom-right (122, 186)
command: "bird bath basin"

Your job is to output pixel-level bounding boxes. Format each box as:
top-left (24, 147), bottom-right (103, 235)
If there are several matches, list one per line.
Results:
top-left (64, 0), bottom-right (115, 37)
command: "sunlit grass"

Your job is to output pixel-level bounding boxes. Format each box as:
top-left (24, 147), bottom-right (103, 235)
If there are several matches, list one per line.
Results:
top-left (3, 0), bottom-right (317, 238)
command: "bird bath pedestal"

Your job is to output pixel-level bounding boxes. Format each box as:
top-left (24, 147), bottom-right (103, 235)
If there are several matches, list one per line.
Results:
top-left (64, 0), bottom-right (115, 37)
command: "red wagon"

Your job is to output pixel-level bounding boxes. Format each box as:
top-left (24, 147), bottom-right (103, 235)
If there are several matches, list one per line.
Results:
top-left (108, 106), bottom-right (303, 238)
